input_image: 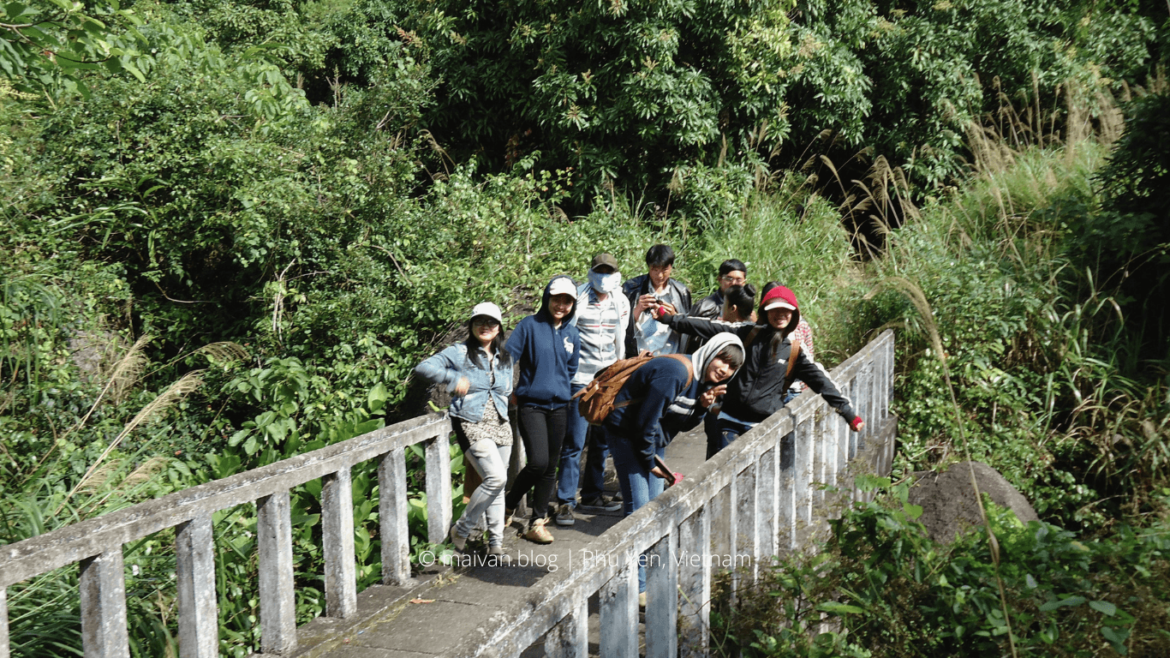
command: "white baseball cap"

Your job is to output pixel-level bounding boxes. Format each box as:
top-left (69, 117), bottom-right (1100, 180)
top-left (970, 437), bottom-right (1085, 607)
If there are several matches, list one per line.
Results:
top-left (470, 302), bottom-right (503, 324)
top-left (548, 277), bottom-right (577, 298)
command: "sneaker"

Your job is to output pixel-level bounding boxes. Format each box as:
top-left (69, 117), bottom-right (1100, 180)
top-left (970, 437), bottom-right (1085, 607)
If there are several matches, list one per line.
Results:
top-left (638, 592), bottom-right (647, 609)
top-left (554, 503), bottom-right (576, 527)
top-left (578, 496), bottom-right (622, 513)
top-left (522, 518), bottom-right (554, 544)
top-left (449, 526), bottom-right (467, 552)
top-left (611, 491), bottom-right (623, 503)
top-left (487, 546), bottom-right (512, 566)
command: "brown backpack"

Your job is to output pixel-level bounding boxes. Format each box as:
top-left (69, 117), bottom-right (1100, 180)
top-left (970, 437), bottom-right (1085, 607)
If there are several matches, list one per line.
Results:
top-left (572, 354), bottom-right (694, 426)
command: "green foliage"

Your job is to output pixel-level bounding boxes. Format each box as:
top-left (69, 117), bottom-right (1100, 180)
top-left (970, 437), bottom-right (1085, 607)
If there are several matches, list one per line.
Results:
top-left (716, 482), bottom-right (1170, 657)
top-left (333, 0), bottom-right (804, 194)
top-left (1063, 92), bottom-right (1170, 369)
top-left (0, 0), bottom-right (149, 96)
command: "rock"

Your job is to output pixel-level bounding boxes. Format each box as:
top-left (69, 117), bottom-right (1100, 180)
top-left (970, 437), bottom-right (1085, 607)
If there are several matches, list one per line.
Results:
top-left (908, 461), bottom-right (1039, 543)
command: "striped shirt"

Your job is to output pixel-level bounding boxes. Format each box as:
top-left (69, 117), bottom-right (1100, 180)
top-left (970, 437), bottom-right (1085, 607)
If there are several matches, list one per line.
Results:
top-left (572, 290), bottom-right (623, 385)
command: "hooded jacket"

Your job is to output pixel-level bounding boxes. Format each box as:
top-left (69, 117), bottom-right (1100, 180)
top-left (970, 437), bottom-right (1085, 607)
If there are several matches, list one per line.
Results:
top-left (504, 275), bottom-right (581, 409)
top-left (660, 289), bottom-right (857, 425)
top-left (605, 333), bottom-right (744, 469)
top-left (622, 273), bottom-right (693, 355)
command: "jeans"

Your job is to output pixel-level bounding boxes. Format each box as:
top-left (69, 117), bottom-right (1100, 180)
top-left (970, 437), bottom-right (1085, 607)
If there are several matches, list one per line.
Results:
top-left (557, 383), bottom-right (610, 507)
top-left (505, 405), bottom-right (567, 522)
top-left (454, 436), bottom-right (512, 548)
top-left (705, 415), bottom-right (757, 459)
top-left (605, 426), bottom-right (665, 592)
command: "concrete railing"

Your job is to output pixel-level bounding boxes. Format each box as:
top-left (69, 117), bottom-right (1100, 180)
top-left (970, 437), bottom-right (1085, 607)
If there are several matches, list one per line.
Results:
top-left (0, 413), bottom-right (455, 658)
top-left (441, 329), bottom-right (896, 658)
top-left (0, 329), bottom-right (895, 658)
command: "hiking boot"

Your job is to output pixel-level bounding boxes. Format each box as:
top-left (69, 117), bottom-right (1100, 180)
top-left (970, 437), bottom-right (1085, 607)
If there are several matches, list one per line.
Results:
top-left (554, 503), bottom-right (576, 527)
top-left (522, 518), bottom-right (554, 544)
top-left (449, 526), bottom-right (467, 552)
top-left (578, 496), bottom-right (621, 513)
top-left (487, 546), bottom-right (512, 566)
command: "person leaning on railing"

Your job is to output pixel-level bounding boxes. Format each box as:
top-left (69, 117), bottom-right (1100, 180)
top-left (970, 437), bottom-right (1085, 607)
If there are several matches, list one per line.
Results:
top-left (414, 302), bottom-right (514, 564)
top-left (655, 285), bottom-right (864, 459)
top-left (760, 280), bottom-right (817, 402)
top-left (601, 332), bottom-right (745, 604)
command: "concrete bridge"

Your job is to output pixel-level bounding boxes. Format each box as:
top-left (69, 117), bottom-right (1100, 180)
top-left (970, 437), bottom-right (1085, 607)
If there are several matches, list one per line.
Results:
top-left (0, 330), bottom-right (896, 658)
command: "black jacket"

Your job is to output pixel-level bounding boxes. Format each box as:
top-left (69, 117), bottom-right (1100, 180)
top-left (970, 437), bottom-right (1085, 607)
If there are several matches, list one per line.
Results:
top-left (622, 274), bottom-right (693, 356)
top-left (689, 290), bottom-right (723, 322)
top-left (661, 315), bottom-right (858, 424)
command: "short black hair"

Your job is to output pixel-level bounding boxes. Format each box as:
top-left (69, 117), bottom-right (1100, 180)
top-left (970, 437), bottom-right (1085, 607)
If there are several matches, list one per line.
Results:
top-left (718, 259), bottom-right (748, 277)
top-left (645, 244), bottom-right (675, 268)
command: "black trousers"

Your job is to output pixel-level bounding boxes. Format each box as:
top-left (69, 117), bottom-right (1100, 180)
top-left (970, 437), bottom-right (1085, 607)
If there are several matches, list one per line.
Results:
top-left (505, 404), bottom-right (568, 521)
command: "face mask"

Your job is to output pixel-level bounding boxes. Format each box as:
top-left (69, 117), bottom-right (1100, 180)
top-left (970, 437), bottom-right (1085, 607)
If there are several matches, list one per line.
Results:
top-left (588, 270), bottom-right (622, 294)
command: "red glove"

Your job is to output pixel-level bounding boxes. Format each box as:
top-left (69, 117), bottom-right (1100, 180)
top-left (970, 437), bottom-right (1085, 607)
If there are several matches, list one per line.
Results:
top-left (850, 416), bottom-right (865, 432)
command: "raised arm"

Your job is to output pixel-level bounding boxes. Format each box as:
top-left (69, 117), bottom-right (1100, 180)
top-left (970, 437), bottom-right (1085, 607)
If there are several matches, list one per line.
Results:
top-left (662, 314), bottom-right (751, 342)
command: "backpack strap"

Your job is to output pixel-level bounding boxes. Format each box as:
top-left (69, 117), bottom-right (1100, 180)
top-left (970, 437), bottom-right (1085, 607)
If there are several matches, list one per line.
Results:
top-left (742, 325), bottom-right (763, 349)
top-left (783, 338), bottom-right (803, 390)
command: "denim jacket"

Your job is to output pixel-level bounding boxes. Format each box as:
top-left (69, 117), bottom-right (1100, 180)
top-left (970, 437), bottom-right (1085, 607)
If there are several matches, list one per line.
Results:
top-left (414, 343), bottom-right (512, 423)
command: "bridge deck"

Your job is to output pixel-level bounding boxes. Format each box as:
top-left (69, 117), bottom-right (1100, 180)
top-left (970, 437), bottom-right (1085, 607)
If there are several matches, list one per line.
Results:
top-left (289, 426), bottom-right (710, 658)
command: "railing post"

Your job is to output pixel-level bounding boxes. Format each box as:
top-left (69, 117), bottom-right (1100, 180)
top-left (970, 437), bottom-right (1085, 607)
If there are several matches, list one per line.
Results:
top-left (813, 410), bottom-right (827, 508)
top-left (794, 415), bottom-right (814, 544)
top-left (1, 587), bottom-right (9, 658)
top-left (257, 491), bottom-right (296, 655)
top-left (710, 480), bottom-right (736, 576)
top-left (425, 432), bottom-right (453, 545)
top-left (678, 508), bottom-right (711, 658)
top-left (176, 515), bottom-right (218, 658)
top-left (735, 463), bottom-right (758, 583)
top-left (322, 467), bottom-right (358, 618)
top-left (599, 557), bottom-right (638, 658)
top-left (860, 362), bottom-right (876, 501)
top-left (79, 549), bottom-right (130, 658)
top-left (544, 592), bottom-right (588, 658)
top-left (758, 443), bottom-right (779, 558)
top-left (645, 532), bottom-right (678, 658)
top-left (379, 447), bottom-right (412, 586)
top-left (778, 430), bottom-right (795, 551)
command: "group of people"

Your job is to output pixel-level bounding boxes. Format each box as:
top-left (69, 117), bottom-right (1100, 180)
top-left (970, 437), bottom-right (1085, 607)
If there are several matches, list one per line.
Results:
top-left (413, 245), bottom-right (865, 596)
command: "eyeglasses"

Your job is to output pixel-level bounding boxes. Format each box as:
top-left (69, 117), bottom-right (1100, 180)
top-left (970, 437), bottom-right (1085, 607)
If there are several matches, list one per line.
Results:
top-left (473, 318), bottom-right (500, 328)
top-left (721, 275), bottom-right (746, 285)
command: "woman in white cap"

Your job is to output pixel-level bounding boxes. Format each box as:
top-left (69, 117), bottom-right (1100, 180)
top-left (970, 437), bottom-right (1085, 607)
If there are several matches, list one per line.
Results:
top-left (502, 275), bottom-right (580, 544)
top-left (414, 301), bottom-right (513, 562)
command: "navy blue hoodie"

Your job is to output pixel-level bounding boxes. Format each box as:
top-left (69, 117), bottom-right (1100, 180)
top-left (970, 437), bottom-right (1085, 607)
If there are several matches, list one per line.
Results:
top-left (604, 333), bottom-right (744, 469)
top-left (505, 276), bottom-right (581, 409)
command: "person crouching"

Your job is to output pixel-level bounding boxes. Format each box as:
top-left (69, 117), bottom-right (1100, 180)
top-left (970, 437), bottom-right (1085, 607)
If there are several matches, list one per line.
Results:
top-left (601, 333), bottom-right (745, 600)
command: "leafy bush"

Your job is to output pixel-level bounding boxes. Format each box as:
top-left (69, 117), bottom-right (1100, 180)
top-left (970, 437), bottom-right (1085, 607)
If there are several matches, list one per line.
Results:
top-left (715, 480), bottom-right (1170, 657)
